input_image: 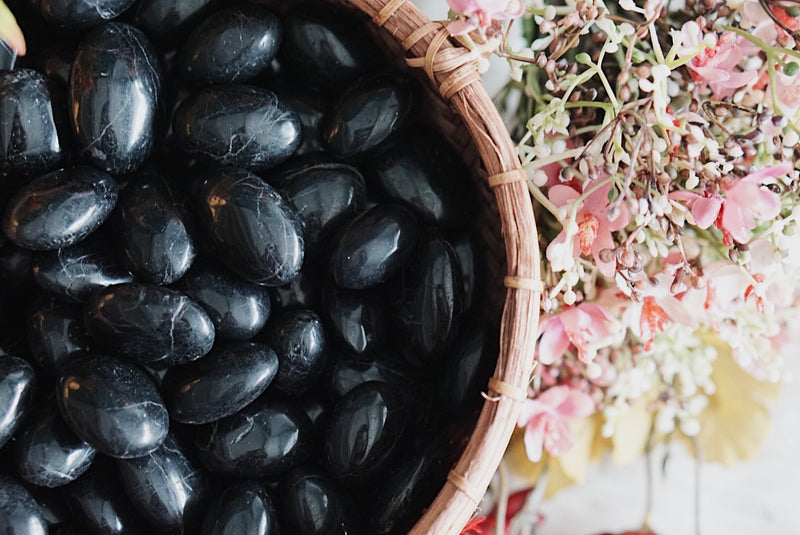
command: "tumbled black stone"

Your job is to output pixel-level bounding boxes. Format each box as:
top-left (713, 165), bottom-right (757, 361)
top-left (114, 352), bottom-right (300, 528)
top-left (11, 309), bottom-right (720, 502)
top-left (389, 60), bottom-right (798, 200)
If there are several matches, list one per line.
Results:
top-left (130, 0), bottom-right (216, 48)
top-left (32, 40), bottom-right (76, 86)
top-left (438, 321), bottom-right (495, 416)
top-left (323, 381), bottom-right (406, 484)
top-left (0, 476), bottom-right (48, 535)
top-left (324, 287), bottom-right (387, 358)
top-left (276, 162), bottom-right (366, 255)
top-left (0, 357), bottom-right (36, 449)
top-left (392, 234), bottom-right (463, 363)
top-left (163, 342), bottom-right (279, 424)
top-left (268, 263), bottom-right (322, 312)
top-left (327, 355), bottom-right (413, 400)
top-left (194, 167), bottom-right (304, 285)
top-left (2, 166), bottom-right (119, 250)
top-left (330, 204), bottom-right (419, 290)
top-left (202, 481), bottom-right (278, 535)
top-left (70, 23), bottom-right (160, 174)
top-left (323, 74), bottom-right (415, 160)
top-left (14, 405), bottom-right (96, 488)
top-left (282, 470), bottom-right (357, 535)
top-left (56, 353), bottom-right (169, 458)
top-left (449, 230), bottom-right (481, 313)
top-left (31, 236), bottom-right (134, 302)
top-left (173, 86), bottom-right (301, 170)
top-left (34, 0), bottom-right (136, 29)
top-left (0, 69), bottom-right (64, 173)
top-left (367, 129), bottom-right (471, 227)
top-left (176, 262), bottom-right (272, 341)
top-left (84, 282), bottom-right (215, 366)
top-left (118, 434), bottom-right (208, 533)
top-left (114, 177), bottom-right (195, 284)
top-left (179, 6), bottom-right (282, 85)
top-left (280, 9), bottom-right (380, 89)
top-left (195, 398), bottom-right (312, 478)
top-left (27, 300), bottom-right (91, 374)
top-left (275, 88), bottom-right (329, 155)
top-left (267, 309), bottom-right (327, 398)
top-left (25, 484), bottom-right (71, 526)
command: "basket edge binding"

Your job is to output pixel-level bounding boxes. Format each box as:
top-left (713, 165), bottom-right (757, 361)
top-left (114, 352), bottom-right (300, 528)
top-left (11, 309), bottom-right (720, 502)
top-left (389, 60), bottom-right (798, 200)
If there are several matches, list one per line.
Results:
top-left (345, 0), bottom-right (543, 533)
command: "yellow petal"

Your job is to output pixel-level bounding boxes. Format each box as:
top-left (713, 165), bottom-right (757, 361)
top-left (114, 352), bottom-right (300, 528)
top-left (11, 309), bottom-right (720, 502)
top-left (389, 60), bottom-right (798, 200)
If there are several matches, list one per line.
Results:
top-left (0, 1), bottom-right (26, 56)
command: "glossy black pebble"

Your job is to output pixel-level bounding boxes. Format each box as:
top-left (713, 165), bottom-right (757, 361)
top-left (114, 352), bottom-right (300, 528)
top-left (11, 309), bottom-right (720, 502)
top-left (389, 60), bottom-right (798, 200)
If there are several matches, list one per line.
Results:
top-left (276, 88), bottom-right (328, 155)
top-left (2, 166), bottom-right (119, 250)
top-left (0, 357), bottom-right (36, 449)
top-left (130, 0), bottom-right (216, 48)
top-left (267, 309), bottom-right (327, 398)
top-left (195, 399), bottom-right (312, 478)
top-left (70, 23), bottom-right (160, 174)
top-left (14, 406), bottom-right (96, 488)
top-left (323, 74), bottom-right (415, 160)
top-left (324, 381), bottom-right (406, 483)
top-left (202, 481), bottom-right (278, 535)
top-left (179, 6), bottom-right (282, 85)
top-left (327, 356), bottom-right (412, 400)
top-left (0, 69), bottom-right (64, 173)
top-left (56, 354), bottom-right (169, 458)
top-left (268, 263), bottom-right (322, 312)
top-left (84, 282), bottom-right (215, 366)
top-left (324, 287), bottom-right (386, 358)
top-left (176, 262), bottom-right (271, 341)
top-left (330, 204), bottom-right (418, 290)
top-left (438, 323), bottom-right (494, 416)
top-left (114, 177), bottom-right (195, 284)
top-left (27, 301), bottom-right (91, 373)
top-left (0, 476), bottom-right (48, 535)
top-left (34, 0), bottom-right (136, 29)
top-left (174, 86), bottom-right (301, 170)
top-left (118, 434), bottom-right (208, 532)
top-left (31, 237), bottom-right (134, 302)
top-left (163, 342), bottom-right (279, 424)
top-left (282, 470), bottom-right (356, 535)
top-left (194, 167), bottom-right (304, 285)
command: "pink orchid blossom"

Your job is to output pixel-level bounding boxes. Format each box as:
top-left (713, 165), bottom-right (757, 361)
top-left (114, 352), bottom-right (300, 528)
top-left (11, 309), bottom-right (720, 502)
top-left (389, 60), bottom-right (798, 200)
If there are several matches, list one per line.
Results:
top-left (446, 0), bottom-right (523, 35)
top-left (537, 303), bottom-right (620, 365)
top-left (517, 385), bottom-right (596, 462)
top-left (546, 181), bottom-right (631, 277)
top-left (682, 27), bottom-right (755, 97)
top-left (670, 163), bottom-right (789, 244)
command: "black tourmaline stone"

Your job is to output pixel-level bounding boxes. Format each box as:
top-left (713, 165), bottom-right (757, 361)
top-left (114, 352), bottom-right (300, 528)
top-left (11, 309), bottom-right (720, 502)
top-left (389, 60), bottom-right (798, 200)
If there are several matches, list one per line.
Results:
top-left (202, 481), bottom-right (279, 535)
top-left (34, 0), bottom-right (136, 30)
top-left (282, 470), bottom-right (358, 535)
top-left (130, 0), bottom-right (216, 48)
top-left (266, 309), bottom-right (327, 398)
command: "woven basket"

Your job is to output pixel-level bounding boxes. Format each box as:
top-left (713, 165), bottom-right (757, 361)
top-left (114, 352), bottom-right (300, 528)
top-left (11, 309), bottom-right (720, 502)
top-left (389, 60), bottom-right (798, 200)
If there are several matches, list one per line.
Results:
top-left (318, 1), bottom-right (544, 532)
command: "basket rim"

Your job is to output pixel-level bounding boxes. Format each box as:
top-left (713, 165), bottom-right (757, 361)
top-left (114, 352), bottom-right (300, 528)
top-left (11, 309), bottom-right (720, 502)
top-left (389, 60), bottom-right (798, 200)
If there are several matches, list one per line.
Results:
top-left (345, 1), bottom-right (543, 533)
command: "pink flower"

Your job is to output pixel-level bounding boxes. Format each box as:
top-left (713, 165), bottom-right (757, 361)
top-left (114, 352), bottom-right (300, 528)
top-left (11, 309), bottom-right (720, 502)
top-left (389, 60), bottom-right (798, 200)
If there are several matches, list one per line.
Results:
top-left (670, 164), bottom-right (789, 244)
top-left (446, 0), bottom-right (523, 35)
top-left (537, 303), bottom-right (619, 365)
top-left (517, 385), bottom-right (596, 462)
top-left (682, 28), bottom-right (755, 97)
top-left (546, 181), bottom-right (630, 277)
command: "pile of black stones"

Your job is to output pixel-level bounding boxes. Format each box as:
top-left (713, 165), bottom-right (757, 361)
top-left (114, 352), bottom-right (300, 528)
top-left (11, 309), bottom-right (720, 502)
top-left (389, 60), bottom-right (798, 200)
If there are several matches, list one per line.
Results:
top-left (0, 0), bottom-right (498, 533)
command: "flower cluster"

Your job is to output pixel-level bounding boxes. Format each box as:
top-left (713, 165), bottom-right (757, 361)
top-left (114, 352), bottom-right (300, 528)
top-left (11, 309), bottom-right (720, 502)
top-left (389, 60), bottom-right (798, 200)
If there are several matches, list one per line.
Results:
top-left (449, 0), bottom-right (799, 467)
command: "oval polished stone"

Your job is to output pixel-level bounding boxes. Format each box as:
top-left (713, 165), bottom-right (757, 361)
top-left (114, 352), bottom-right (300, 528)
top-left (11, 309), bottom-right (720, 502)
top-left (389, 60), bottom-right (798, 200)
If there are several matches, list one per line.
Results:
top-left (0, 69), bottom-right (64, 174)
top-left (277, 162), bottom-right (366, 254)
top-left (438, 322), bottom-right (494, 416)
top-left (84, 283), bottom-right (215, 366)
top-left (31, 237), bottom-right (134, 302)
top-left (194, 167), bottom-right (304, 285)
top-left (276, 88), bottom-right (328, 155)
top-left (176, 262), bottom-right (271, 341)
top-left (70, 23), bottom-right (160, 174)
top-left (163, 342), bottom-right (279, 424)
top-left (267, 309), bottom-right (327, 398)
top-left (56, 354), bottom-right (169, 458)
top-left (280, 9), bottom-right (380, 89)
top-left (392, 234), bottom-right (463, 362)
top-left (2, 166), bottom-right (119, 250)
top-left (173, 86), bottom-right (301, 170)
top-left (330, 204), bottom-right (419, 290)
top-left (118, 434), bottom-right (208, 533)
top-left (323, 74), bottom-right (415, 160)
top-left (179, 6), bottom-right (282, 85)
top-left (130, 0), bottom-right (215, 48)
top-left (34, 0), bottom-right (135, 29)
top-left (114, 177), bottom-right (195, 284)
top-left (323, 381), bottom-right (406, 483)
top-left (282, 470), bottom-right (356, 535)
top-left (367, 129), bottom-right (471, 228)
top-left (268, 263), bottom-right (322, 312)
top-left (324, 287), bottom-right (386, 358)
top-left (14, 405), bottom-right (96, 488)
top-left (195, 398), bottom-right (312, 478)
top-left (202, 481), bottom-right (278, 535)
top-left (327, 356), bottom-right (413, 400)
top-left (0, 476), bottom-right (48, 535)
top-left (0, 357), bottom-right (36, 449)
top-left (27, 301), bottom-right (91, 374)
top-left (449, 230), bottom-right (481, 313)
